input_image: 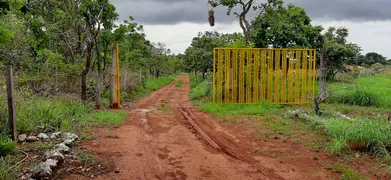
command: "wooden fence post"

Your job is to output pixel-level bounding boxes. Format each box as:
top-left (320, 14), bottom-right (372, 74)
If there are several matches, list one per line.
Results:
top-left (5, 64), bottom-right (16, 140)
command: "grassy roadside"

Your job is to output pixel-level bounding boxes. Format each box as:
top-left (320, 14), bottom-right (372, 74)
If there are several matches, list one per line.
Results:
top-left (188, 74), bottom-right (391, 178)
top-left (0, 75), bottom-right (177, 179)
top-left (118, 75), bottom-right (176, 101)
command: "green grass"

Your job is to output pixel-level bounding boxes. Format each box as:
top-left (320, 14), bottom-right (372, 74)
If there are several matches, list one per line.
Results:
top-left (330, 163), bottom-right (362, 180)
top-left (200, 103), bottom-right (283, 116)
top-left (0, 156), bottom-right (18, 180)
top-left (175, 80), bottom-right (184, 87)
top-left (0, 135), bottom-right (16, 157)
top-left (121, 75), bottom-right (176, 100)
top-left (330, 74), bottom-right (391, 108)
top-left (145, 76), bottom-right (176, 91)
top-left (0, 95), bottom-right (127, 135)
top-left (291, 110), bottom-right (391, 155)
top-left (93, 110), bottom-right (127, 127)
top-left (190, 81), bottom-right (209, 100)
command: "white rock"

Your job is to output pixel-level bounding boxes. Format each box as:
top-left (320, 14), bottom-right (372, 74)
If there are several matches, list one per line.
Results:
top-left (50, 132), bottom-right (62, 139)
top-left (63, 139), bottom-right (75, 146)
top-left (44, 149), bottom-right (64, 161)
top-left (31, 159), bottom-right (58, 179)
top-left (63, 133), bottom-right (78, 141)
top-left (38, 133), bottom-right (49, 140)
top-left (55, 143), bottom-right (70, 153)
top-left (18, 134), bottom-right (27, 142)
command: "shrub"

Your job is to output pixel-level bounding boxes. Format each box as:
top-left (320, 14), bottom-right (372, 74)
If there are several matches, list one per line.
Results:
top-left (0, 156), bottom-right (17, 180)
top-left (0, 135), bottom-right (16, 156)
top-left (190, 81), bottom-right (209, 100)
top-left (334, 89), bottom-right (379, 106)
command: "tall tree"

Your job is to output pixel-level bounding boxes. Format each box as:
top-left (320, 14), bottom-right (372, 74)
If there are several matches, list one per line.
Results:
top-left (208, 0), bottom-right (283, 43)
top-left (320, 27), bottom-right (360, 79)
top-left (252, 4), bottom-right (323, 48)
top-left (79, 0), bottom-right (118, 102)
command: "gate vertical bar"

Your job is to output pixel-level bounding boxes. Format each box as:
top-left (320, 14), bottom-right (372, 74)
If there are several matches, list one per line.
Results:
top-left (295, 50), bottom-right (301, 103)
top-left (225, 49), bottom-right (231, 103)
top-left (288, 51), bottom-right (294, 103)
top-left (239, 49), bottom-right (244, 103)
top-left (275, 50), bottom-right (280, 103)
top-left (308, 50), bottom-right (313, 100)
top-left (261, 50), bottom-right (266, 101)
top-left (267, 49), bottom-right (274, 102)
top-left (213, 49), bottom-right (216, 103)
top-left (281, 50), bottom-right (287, 104)
top-left (313, 50), bottom-right (317, 99)
top-left (302, 50), bottom-right (308, 103)
top-left (232, 50), bottom-right (237, 103)
top-left (218, 49), bottom-right (223, 104)
top-left (253, 50), bottom-right (259, 103)
top-left (246, 49), bottom-right (252, 103)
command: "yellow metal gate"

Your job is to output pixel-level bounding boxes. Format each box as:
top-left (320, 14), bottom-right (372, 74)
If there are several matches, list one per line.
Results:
top-left (212, 48), bottom-right (317, 104)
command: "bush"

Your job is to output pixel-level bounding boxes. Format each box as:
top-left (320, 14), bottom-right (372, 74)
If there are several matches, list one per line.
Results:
top-left (0, 156), bottom-right (17, 180)
top-left (0, 135), bottom-right (16, 156)
top-left (334, 89), bottom-right (379, 106)
top-left (190, 81), bottom-right (209, 100)
top-left (15, 98), bottom-right (93, 133)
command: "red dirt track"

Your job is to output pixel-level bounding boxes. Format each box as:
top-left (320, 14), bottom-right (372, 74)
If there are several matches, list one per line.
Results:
top-left (66, 76), bottom-right (343, 180)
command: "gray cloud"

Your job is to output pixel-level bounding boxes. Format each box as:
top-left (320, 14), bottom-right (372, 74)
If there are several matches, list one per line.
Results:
top-left (111, 0), bottom-right (391, 25)
top-left (289, 0), bottom-right (391, 22)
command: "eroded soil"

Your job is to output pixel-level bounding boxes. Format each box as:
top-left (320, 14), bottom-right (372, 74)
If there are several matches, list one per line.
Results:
top-left (64, 76), bottom-right (383, 180)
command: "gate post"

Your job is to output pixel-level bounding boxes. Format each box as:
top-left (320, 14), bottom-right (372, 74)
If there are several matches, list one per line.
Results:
top-left (5, 64), bottom-right (17, 140)
top-left (110, 44), bottom-right (121, 108)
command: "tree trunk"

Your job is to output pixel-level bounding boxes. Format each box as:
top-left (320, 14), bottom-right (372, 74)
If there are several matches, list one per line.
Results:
top-left (156, 70), bottom-right (160, 78)
top-left (81, 42), bottom-right (93, 102)
top-left (314, 52), bottom-right (327, 116)
top-left (140, 67), bottom-right (143, 85)
top-left (95, 72), bottom-right (101, 109)
top-left (202, 68), bottom-right (207, 81)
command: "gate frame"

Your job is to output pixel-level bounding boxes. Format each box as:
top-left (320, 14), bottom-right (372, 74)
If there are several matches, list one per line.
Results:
top-left (212, 48), bottom-right (317, 105)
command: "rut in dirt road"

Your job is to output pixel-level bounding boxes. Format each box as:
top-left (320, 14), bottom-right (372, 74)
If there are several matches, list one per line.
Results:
top-left (68, 76), bottom-right (335, 180)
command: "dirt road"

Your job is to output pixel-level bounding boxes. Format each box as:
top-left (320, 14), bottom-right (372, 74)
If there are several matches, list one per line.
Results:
top-left (67, 76), bottom-right (338, 180)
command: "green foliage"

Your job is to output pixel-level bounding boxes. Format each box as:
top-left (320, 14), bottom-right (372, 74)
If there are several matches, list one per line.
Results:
top-left (252, 4), bottom-right (323, 48)
top-left (0, 156), bottom-right (18, 180)
top-left (94, 110), bottom-right (127, 127)
top-left (145, 76), bottom-right (175, 91)
top-left (330, 74), bottom-right (391, 107)
top-left (122, 75), bottom-right (176, 100)
top-left (327, 138), bottom-right (348, 155)
top-left (334, 89), bottom-right (378, 106)
top-left (0, 135), bottom-right (16, 156)
top-left (15, 97), bottom-right (93, 133)
top-left (324, 118), bottom-right (391, 149)
top-left (330, 163), bottom-right (362, 180)
top-left (190, 81), bottom-right (209, 100)
top-left (321, 27), bottom-right (361, 78)
top-left (175, 80), bottom-right (184, 87)
top-left (200, 103), bottom-right (283, 116)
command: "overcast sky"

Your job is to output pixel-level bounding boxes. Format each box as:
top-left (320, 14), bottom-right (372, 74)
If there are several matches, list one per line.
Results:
top-left (111, 0), bottom-right (391, 59)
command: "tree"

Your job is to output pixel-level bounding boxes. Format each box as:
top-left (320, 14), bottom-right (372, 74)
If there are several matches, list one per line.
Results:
top-left (363, 52), bottom-right (387, 66)
top-left (320, 27), bottom-right (360, 79)
top-left (252, 4), bottom-right (323, 48)
top-left (208, 0), bottom-right (283, 44)
top-left (183, 31), bottom-right (246, 79)
top-left (79, 0), bottom-right (118, 103)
